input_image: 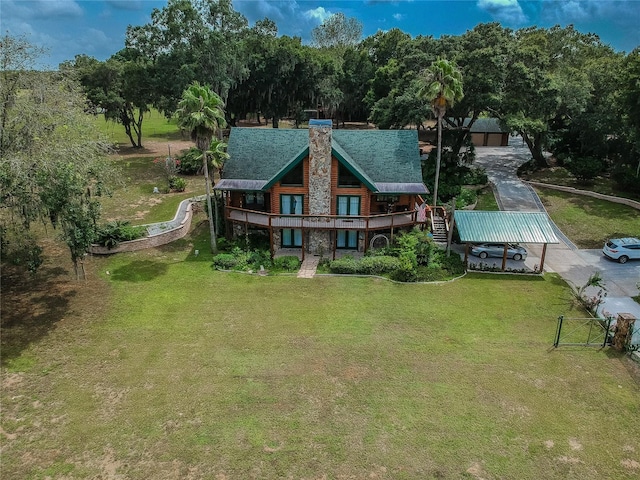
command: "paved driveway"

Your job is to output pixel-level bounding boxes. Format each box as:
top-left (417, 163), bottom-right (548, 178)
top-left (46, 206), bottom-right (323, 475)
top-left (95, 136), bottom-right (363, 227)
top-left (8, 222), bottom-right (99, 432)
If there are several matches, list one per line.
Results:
top-left (473, 140), bottom-right (640, 299)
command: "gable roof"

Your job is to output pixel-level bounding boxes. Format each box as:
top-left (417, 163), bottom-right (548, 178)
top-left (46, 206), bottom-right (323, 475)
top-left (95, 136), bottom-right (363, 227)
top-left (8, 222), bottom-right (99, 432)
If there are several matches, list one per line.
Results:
top-left (216, 127), bottom-right (427, 194)
top-left (217, 128), bottom-right (309, 191)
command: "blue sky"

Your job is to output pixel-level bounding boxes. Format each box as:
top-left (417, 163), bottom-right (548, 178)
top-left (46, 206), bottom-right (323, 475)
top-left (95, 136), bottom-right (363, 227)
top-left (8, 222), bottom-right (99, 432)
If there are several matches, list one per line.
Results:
top-left (2, 0), bottom-right (639, 69)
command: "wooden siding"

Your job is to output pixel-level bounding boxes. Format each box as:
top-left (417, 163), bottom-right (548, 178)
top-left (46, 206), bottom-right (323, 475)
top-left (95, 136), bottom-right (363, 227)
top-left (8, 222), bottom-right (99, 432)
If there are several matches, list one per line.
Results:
top-left (270, 157), bottom-right (310, 214)
top-left (330, 157), bottom-right (372, 215)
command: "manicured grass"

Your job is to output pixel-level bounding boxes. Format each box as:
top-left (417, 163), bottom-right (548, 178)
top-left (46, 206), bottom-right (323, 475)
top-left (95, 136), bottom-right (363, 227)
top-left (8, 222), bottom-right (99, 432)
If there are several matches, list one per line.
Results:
top-left (535, 187), bottom-right (640, 249)
top-left (475, 185), bottom-right (500, 211)
top-left (92, 109), bottom-right (182, 145)
top-left (3, 240), bottom-right (640, 479)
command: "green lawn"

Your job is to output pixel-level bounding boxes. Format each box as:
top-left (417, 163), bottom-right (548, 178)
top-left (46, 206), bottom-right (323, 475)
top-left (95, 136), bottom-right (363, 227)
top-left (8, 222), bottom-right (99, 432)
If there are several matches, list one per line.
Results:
top-left (99, 156), bottom-right (205, 225)
top-left (535, 187), bottom-right (640, 248)
top-left (3, 240), bottom-right (639, 479)
top-left (523, 166), bottom-right (640, 201)
top-left (92, 109), bottom-right (183, 145)
top-left (474, 185), bottom-right (500, 211)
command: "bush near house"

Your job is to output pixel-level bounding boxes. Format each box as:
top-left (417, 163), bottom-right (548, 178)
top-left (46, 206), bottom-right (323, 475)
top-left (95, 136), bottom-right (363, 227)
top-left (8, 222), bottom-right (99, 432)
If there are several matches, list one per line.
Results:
top-left (328, 229), bottom-right (465, 282)
top-left (211, 247), bottom-right (300, 273)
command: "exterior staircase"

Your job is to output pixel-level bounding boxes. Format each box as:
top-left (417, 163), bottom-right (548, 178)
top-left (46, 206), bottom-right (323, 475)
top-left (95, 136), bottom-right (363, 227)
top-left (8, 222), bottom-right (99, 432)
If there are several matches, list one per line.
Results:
top-left (431, 213), bottom-right (448, 244)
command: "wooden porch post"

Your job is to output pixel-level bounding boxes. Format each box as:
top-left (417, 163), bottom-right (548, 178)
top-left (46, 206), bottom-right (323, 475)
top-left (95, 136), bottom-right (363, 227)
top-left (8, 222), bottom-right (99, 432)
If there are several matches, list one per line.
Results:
top-left (364, 218), bottom-right (370, 254)
top-left (268, 216), bottom-right (274, 259)
top-left (390, 214), bottom-right (395, 243)
top-left (539, 243), bottom-right (548, 273)
top-left (464, 243), bottom-right (469, 267)
top-left (501, 244), bottom-right (508, 271)
top-left (333, 230), bottom-right (337, 260)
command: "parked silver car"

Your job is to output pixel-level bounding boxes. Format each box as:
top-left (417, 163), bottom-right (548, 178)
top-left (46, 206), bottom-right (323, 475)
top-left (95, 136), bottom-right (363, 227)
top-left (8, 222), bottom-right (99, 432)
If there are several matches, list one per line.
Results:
top-left (470, 243), bottom-right (528, 261)
top-left (602, 238), bottom-right (640, 264)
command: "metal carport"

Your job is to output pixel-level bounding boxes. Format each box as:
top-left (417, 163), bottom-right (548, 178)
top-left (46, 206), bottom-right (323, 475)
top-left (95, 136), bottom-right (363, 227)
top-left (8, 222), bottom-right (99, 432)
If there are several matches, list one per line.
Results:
top-left (454, 211), bottom-right (560, 271)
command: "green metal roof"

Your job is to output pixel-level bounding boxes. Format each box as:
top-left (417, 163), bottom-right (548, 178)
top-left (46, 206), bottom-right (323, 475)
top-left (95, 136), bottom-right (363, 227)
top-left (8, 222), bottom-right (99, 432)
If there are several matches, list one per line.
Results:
top-left (222, 128), bottom-right (309, 181)
top-left (332, 129), bottom-right (423, 185)
top-left (455, 211), bottom-right (559, 244)
top-left (218, 127), bottom-right (426, 193)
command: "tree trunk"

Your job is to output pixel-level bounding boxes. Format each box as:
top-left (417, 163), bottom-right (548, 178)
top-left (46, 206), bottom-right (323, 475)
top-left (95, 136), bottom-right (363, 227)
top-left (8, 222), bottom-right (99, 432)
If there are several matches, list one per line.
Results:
top-left (272, 117), bottom-right (279, 129)
top-left (522, 131), bottom-right (547, 168)
top-left (433, 112), bottom-right (443, 207)
top-left (202, 152), bottom-right (217, 253)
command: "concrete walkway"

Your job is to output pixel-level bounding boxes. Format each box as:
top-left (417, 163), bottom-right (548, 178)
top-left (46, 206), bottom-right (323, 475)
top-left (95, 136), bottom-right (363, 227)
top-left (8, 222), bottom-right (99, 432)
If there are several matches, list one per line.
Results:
top-left (297, 256), bottom-right (320, 278)
top-left (474, 139), bottom-right (640, 317)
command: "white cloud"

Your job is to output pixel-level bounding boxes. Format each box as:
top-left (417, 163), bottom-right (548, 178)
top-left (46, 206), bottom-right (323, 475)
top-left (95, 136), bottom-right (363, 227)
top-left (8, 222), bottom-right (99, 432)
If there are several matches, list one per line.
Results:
top-left (105, 1), bottom-right (144, 11)
top-left (10, 0), bottom-right (84, 19)
top-left (304, 6), bottom-right (332, 23)
top-left (235, 0), bottom-right (326, 40)
top-left (393, 13), bottom-right (405, 21)
top-left (477, 0), bottom-right (527, 25)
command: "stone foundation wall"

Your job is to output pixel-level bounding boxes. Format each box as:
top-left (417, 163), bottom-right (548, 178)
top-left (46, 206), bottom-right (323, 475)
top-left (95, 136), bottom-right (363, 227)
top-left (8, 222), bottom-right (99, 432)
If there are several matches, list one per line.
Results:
top-left (308, 230), bottom-right (331, 256)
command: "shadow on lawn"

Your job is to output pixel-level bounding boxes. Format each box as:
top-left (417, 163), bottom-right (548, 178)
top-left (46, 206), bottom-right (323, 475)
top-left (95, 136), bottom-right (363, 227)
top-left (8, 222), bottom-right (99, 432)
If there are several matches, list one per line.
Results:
top-left (110, 260), bottom-right (169, 282)
top-left (1, 265), bottom-right (77, 367)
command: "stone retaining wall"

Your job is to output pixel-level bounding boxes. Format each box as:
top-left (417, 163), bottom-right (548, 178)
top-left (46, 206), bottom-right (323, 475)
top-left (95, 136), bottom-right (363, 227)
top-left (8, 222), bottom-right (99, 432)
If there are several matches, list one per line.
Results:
top-left (89, 201), bottom-right (195, 255)
top-left (526, 181), bottom-right (640, 210)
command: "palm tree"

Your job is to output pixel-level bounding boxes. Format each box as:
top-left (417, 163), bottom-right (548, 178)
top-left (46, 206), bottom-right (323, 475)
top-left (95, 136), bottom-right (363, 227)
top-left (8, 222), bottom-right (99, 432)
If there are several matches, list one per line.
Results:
top-left (203, 138), bottom-right (230, 235)
top-left (419, 59), bottom-right (464, 207)
top-left (176, 82), bottom-right (227, 253)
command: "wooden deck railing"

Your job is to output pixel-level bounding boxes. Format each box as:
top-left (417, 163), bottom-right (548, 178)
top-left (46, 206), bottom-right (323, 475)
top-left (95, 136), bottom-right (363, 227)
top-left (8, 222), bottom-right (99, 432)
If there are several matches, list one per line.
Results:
top-left (225, 207), bottom-right (421, 230)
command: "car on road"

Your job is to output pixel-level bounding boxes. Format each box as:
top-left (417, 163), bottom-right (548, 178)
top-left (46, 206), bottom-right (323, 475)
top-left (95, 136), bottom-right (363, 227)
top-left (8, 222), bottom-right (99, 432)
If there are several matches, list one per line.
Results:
top-left (470, 243), bottom-right (527, 261)
top-left (602, 238), bottom-right (640, 264)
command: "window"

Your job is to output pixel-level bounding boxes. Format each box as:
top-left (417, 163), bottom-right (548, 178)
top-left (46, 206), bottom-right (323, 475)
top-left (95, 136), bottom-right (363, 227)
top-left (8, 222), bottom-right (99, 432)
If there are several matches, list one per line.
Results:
top-left (244, 192), bottom-right (264, 206)
top-left (280, 194), bottom-right (303, 248)
top-left (280, 194), bottom-right (303, 215)
top-left (336, 195), bottom-right (360, 216)
top-left (280, 161), bottom-right (303, 186)
top-left (282, 229), bottom-right (302, 247)
top-left (338, 162), bottom-right (360, 187)
top-left (336, 195), bottom-right (360, 249)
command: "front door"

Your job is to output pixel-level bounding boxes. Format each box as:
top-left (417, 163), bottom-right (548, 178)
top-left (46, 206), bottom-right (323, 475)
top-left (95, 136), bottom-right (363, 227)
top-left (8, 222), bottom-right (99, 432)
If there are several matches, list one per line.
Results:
top-left (336, 195), bottom-right (360, 249)
top-left (281, 194), bottom-right (303, 247)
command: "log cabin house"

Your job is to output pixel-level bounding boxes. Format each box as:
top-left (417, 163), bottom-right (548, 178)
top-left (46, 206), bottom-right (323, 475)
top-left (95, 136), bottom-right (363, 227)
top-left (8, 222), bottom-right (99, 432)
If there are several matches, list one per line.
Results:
top-left (215, 119), bottom-right (430, 259)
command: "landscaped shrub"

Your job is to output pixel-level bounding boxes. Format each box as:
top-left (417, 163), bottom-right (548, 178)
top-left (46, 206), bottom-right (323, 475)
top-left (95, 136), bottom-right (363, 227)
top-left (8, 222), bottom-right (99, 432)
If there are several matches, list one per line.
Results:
top-left (273, 256), bottom-right (301, 272)
top-left (390, 263), bottom-right (418, 282)
top-left (456, 187), bottom-right (477, 209)
top-left (416, 266), bottom-right (450, 282)
top-left (358, 255), bottom-right (402, 275)
top-left (247, 249), bottom-right (272, 270)
top-left (169, 176), bottom-right (187, 192)
top-left (564, 156), bottom-right (605, 184)
top-left (328, 256), bottom-right (360, 274)
top-left (462, 166), bottom-right (488, 185)
top-left (95, 220), bottom-right (147, 249)
top-left (176, 147), bottom-right (203, 175)
top-left (212, 253), bottom-right (238, 270)
top-left (441, 253), bottom-right (465, 275)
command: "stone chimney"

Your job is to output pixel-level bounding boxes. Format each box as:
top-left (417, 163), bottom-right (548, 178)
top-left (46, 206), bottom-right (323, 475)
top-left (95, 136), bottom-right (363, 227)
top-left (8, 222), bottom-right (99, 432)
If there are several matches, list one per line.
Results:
top-left (308, 119), bottom-right (332, 215)
top-left (308, 119), bottom-right (333, 254)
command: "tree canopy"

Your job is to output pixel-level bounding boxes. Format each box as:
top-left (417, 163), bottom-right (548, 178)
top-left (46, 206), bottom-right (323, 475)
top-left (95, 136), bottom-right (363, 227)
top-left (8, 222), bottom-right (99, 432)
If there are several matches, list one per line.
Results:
top-left (1, 35), bottom-right (115, 277)
top-left (54, 3), bottom-right (640, 195)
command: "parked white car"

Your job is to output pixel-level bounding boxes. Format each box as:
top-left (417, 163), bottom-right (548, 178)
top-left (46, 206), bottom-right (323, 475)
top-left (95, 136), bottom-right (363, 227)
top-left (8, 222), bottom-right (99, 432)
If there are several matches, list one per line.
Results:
top-left (602, 238), bottom-right (640, 264)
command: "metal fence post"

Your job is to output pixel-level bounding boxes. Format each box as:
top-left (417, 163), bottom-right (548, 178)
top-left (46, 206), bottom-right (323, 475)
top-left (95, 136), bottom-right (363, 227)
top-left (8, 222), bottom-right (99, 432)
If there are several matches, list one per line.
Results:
top-left (603, 316), bottom-right (613, 348)
top-left (554, 315), bottom-right (563, 348)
